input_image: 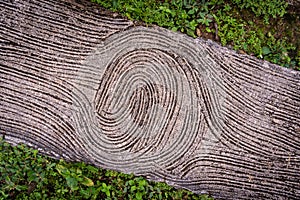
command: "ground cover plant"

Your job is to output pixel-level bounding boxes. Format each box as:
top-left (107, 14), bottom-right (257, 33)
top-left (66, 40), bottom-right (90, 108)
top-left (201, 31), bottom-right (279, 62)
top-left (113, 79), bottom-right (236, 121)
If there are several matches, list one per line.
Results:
top-left (0, 137), bottom-right (213, 199)
top-left (92, 0), bottom-right (300, 70)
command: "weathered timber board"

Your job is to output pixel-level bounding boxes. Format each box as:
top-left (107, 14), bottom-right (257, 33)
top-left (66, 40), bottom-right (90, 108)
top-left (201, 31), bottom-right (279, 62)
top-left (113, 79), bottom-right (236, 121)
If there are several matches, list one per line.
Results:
top-left (0, 0), bottom-right (300, 199)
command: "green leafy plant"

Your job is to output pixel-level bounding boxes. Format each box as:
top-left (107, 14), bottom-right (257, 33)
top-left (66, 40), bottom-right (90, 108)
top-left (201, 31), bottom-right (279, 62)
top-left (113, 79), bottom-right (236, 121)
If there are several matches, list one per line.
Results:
top-left (90, 0), bottom-right (297, 69)
top-left (91, 0), bottom-right (299, 70)
top-left (91, 0), bottom-right (214, 38)
top-left (0, 137), bottom-right (213, 199)
top-left (263, 34), bottom-right (296, 67)
top-left (213, 6), bottom-right (296, 67)
top-left (213, 10), bottom-right (246, 48)
top-left (230, 0), bottom-right (288, 24)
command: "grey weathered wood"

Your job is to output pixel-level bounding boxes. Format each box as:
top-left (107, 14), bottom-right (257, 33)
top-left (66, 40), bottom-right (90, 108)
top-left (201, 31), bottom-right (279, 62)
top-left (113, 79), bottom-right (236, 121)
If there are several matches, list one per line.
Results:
top-left (288, 0), bottom-right (300, 6)
top-left (0, 0), bottom-right (299, 199)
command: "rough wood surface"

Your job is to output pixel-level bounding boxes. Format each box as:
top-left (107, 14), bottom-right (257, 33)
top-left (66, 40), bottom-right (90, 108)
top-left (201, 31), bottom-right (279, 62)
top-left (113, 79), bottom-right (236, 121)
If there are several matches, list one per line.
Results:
top-left (1, 0), bottom-right (300, 199)
top-left (288, 0), bottom-right (300, 6)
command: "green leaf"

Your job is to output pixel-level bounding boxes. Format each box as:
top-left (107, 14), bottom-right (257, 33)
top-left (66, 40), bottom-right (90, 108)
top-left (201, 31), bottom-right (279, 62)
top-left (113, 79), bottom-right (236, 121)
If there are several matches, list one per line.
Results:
top-left (15, 185), bottom-right (28, 191)
top-left (136, 192), bottom-right (143, 200)
top-left (262, 46), bottom-right (271, 55)
top-left (128, 180), bottom-right (135, 186)
top-left (56, 164), bottom-right (67, 175)
top-left (171, 27), bottom-right (178, 31)
top-left (80, 188), bottom-right (92, 199)
top-left (101, 183), bottom-right (111, 197)
top-left (46, 162), bottom-right (56, 171)
top-left (139, 179), bottom-right (147, 187)
top-left (188, 9), bottom-right (195, 15)
top-left (206, 27), bottom-right (212, 32)
top-left (27, 170), bottom-right (39, 182)
top-left (187, 29), bottom-right (196, 38)
top-left (81, 177), bottom-right (94, 187)
top-left (130, 185), bottom-right (137, 193)
top-left (86, 165), bottom-right (99, 174)
top-left (32, 149), bottom-right (38, 157)
top-left (66, 177), bottom-right (78, 191)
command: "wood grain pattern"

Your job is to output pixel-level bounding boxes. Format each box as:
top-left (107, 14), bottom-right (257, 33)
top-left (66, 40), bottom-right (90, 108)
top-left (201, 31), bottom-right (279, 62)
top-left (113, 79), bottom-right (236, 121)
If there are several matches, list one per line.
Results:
top-left (0, 0), bottom-right (299, 199)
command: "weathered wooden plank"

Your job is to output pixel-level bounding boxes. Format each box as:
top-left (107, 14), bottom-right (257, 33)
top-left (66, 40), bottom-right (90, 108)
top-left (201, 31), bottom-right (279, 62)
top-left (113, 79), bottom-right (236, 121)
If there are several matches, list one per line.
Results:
top-left (0, 0), bottom-right (299, 199)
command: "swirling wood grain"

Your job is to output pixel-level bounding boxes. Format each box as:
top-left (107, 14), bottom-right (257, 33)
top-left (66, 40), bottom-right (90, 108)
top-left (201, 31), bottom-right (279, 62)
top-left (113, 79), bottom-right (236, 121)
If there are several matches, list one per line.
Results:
top-left (0, 0), bottom-right (299, 199)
